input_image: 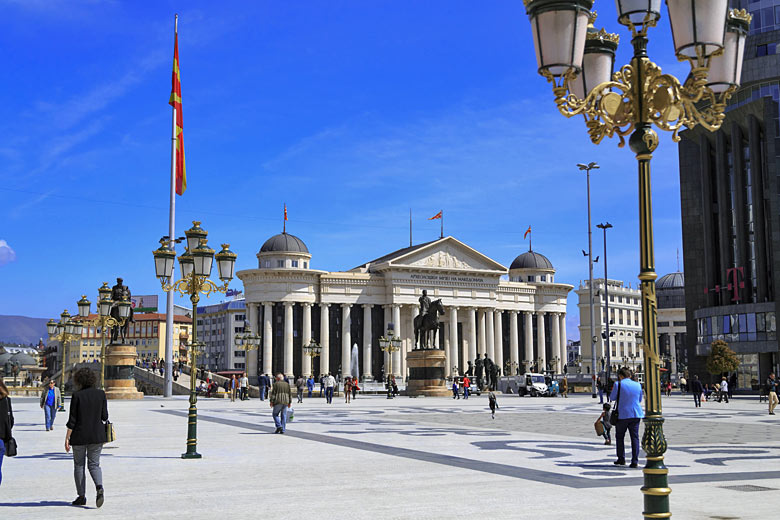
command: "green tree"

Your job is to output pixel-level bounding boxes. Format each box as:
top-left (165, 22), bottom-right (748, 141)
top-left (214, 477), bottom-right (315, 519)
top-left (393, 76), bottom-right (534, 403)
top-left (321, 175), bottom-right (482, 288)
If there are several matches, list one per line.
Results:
top-left (706, 339), bottom-right (740, 377)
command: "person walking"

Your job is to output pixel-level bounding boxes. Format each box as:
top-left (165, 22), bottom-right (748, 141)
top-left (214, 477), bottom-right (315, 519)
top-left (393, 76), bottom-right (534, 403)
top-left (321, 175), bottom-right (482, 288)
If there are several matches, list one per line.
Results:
top-left (306, 375), bottom-right (315, 398)
top-left (609, 367), bottom-right (644, 468)
top-left (40, 379), bottom-right (62, 431)
top-left (258, 374), bottom-right (269, 401)
top-left (463, 375), bottom-right (471, 400)
top-left (0, 381), bottom-right (14, 487)
top-left (691, 375), bottom-right (704, 408)
top-left (65, 368), bottom-right (108, 507)
top-left (295, 375), bottom-right (305, 404)
top-left (488, 390), bottom-right (499, 419)
top-left (452, 379), bottom-right (460, 399)
top-left (596, 403), bottom-right (612, 445)
top-left (240, 373), bottom-right (249, 401)
top-left (344, 377), bottom-right (353, 404)
top-left (352, 378), bottom-right (359, 400)
top-left (767, 373), bottom-right (778, 415)
top-left (718, 377), bottom-right (729, 403)
top-left (229, 375), bottom-right (237, 402)
top-left (561, 377), bottom-right (568, 398)
top-left (269, 373), bottom-right (292, 434)
top-left (325, 373), bottom-right (336, 404)
top-left (679, 375), bottom-right (687, 394)
top-left (319, 374), bottom-right (326, 397)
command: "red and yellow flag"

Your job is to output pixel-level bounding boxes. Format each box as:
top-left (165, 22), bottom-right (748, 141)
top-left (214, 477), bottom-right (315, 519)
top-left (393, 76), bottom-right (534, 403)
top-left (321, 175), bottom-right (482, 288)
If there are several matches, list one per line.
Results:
top-left (429, 210), bottom-right (442, 220)
top-left (284, 204), bottom-right (288, 221)
top-left (169, 31), bottom-right (186, 195)
top-left (524, 225), bottom-right (532, 239)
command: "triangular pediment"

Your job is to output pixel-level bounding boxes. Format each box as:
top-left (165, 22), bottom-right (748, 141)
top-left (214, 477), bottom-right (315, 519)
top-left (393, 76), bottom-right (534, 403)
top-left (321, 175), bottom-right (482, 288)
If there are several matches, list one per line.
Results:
top-left (381, 237), bottom-right (507, 273)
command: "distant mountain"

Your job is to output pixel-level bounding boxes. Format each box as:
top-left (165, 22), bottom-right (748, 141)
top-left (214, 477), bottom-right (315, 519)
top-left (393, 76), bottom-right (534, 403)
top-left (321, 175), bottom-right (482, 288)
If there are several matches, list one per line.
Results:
top-left (0, 315), bottom-right (49, 345)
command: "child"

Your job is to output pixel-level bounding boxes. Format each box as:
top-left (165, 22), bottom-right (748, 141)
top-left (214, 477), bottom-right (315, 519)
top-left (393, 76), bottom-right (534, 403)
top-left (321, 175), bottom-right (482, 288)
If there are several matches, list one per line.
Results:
top-left (488, 391), bottom-right (498, 419)
top-left (597, 403), bottom-right (612, 445)
top-left (452, 379), bottom-right (460, 399)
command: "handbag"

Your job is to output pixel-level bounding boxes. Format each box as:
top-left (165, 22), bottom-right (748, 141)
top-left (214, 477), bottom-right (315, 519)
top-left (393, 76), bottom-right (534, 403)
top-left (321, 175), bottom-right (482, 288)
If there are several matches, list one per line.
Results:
top-left (105, 421), bottom-right (116, 443)
top-left (5, 437), bottom-right (17, 457)
top-left (609, 382), bottom-right (621, 426)
top-left (287, 408), bottom-right (294, 423)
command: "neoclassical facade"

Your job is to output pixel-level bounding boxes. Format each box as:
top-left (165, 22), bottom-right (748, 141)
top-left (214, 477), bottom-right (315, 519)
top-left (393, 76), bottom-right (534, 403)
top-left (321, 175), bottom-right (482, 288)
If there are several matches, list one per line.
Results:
top-left (237, 233), bottom-right (572, 383)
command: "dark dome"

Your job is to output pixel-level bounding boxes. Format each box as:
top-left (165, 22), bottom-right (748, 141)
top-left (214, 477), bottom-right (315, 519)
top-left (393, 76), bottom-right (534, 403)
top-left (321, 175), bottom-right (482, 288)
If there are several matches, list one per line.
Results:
top-left (656, 272), bottom-right (684, 289)
top-left (510, 250), bottom-right (553, 270)
top-left (259, 232), bottom-right (309, 254)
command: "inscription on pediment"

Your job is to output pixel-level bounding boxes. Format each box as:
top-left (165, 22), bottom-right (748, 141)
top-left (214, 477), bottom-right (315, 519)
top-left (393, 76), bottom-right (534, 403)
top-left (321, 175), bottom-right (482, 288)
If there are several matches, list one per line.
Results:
top-left (409, 251), bottom-right (475, 269)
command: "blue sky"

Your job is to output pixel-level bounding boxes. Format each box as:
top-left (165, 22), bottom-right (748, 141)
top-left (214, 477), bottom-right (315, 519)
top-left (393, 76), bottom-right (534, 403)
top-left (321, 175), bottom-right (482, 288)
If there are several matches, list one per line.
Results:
top-left (0, 1), bottom-right (692, 340)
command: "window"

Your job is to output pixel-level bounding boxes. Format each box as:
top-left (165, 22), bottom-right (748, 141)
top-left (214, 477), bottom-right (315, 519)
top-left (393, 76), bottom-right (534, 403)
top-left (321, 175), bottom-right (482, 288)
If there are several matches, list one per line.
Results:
top-left (234, 351), bottom-right (246, 358)
top-left (540, 275), bottom-right (546, 282)
top-left (304, 262), bottom-right (308, 269)
top-left (277, 260), bottom-right (284, 268)
top-left (528, 275), bottom-right (535, 282)
top-left (292, 260), bottom-right (298, 268)
top-left (264, 260), bottom-right (271, 268)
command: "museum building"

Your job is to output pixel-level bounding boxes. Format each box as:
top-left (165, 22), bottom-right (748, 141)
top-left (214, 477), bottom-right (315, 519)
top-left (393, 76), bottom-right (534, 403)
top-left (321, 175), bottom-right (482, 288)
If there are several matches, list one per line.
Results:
top-left (237, 232), bottom-right (572, 383)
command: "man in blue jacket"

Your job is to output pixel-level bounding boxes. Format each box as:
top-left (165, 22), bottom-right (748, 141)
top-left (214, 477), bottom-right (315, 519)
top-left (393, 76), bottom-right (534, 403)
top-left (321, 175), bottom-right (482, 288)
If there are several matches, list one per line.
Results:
top-left (609, 367), bottom-right (644, 468)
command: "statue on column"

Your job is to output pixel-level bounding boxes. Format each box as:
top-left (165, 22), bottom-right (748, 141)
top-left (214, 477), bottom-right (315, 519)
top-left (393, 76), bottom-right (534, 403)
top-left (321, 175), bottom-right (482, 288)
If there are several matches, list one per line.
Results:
top-left (474, 356), bottom-right (484, 390)
top-left (489, 363), bottom-right (499, 391)
top-left (465, 360), bottom-right (473, 377)
top-left (483, 353), bottom-right (494, 390)
top-left (110, 277), bottom-right (134, 344)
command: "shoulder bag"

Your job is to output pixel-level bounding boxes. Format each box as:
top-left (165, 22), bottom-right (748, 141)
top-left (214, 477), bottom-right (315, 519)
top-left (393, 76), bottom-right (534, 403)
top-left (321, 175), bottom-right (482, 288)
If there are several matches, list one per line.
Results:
top-left (5, 437), bottom-right (17, 457)
top-left (105, 420), bottom-right (116, 443)
top-left (609, 382), bottom-right (621, 426)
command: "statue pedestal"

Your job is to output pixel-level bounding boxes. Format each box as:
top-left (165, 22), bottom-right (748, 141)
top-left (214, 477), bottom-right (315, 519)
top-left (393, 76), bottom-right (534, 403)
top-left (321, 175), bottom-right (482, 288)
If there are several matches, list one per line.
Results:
top-left (406, 349), bottom-right (450, 397)
top-left (105, 344), bottom-right (144, 400)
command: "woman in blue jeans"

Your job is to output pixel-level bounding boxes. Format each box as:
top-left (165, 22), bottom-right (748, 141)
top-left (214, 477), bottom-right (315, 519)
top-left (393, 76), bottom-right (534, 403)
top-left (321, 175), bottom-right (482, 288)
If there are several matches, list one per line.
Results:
top-left (0, 381), bottom-right (14, 486)
top-left (609, 367), bottom-right (644, 468)
top-left (40, 379), bottom-right (62, 431)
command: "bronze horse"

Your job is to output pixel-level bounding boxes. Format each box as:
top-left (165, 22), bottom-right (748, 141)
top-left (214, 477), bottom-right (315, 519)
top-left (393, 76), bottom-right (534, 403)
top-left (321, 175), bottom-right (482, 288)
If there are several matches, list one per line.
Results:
top-left (414, 299), bottom-right (444, 349)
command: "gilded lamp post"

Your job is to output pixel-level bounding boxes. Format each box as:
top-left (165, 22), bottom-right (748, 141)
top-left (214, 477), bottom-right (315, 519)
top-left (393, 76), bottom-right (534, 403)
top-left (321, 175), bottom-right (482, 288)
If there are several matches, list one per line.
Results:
top-left (47, 310), bottom-right (83, 411)
top-left (75, 286), bottom-right (132, 390)
top-left (378, 325), bottom-right (402, 400)
top-left (303, 339), bottom-right (322, 378)
top-left (153, 220), bottom-right (237, 459)
top-left (522, 1), bottom-right (750, 517)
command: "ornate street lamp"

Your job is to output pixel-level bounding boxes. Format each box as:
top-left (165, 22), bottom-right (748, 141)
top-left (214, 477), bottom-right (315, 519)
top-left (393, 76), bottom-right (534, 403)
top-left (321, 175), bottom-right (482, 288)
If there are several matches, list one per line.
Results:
top-left (522, 3), bottom-right (751, 516)
top-left (378, 324), bottom-right (401, 399)
top-left (235, 321), bottom-right (261, 373)
top-left (152, 220), bottom-right (237, 459)
top-left (302, 338), bottom-right (322, 378)
top-left (48, 309), bottom-right (81, 411)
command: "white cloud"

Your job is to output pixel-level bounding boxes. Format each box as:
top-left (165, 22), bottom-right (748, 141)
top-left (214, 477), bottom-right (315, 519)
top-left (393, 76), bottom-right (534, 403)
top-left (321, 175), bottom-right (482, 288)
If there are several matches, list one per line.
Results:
top-left (0, 240), bottom-right (17, 266)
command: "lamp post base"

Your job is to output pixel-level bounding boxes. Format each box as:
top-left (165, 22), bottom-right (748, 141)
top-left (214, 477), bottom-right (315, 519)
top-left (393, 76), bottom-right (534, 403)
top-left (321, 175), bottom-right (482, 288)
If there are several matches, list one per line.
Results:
top-left (181, 452), bottom-right (202, 459)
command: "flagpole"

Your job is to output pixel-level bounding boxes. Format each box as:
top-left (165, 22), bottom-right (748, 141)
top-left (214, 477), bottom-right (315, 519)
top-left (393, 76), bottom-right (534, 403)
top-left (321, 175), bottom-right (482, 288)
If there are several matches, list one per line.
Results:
top-left (163, 13), bottom-right (178, 398)
top-left (409, 209), bottom-right (412, 247)
top-left (440, 210), bottom-right (444, 239)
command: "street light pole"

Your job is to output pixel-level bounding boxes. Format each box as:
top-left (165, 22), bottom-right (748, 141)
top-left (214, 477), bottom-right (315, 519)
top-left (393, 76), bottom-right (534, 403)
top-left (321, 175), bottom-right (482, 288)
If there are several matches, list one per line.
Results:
top-left (578, 161), bottom-right (599, 397)
top-left (597, 222), bottom-right (613, 383)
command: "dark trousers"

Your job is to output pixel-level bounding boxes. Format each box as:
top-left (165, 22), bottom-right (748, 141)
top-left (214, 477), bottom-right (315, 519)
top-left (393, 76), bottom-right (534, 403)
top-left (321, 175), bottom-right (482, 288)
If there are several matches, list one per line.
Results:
top-left (693, 393), bottom-right (701, 407)
top-left (297, 389), bottom-right (304, 403)
top-left (615, 418), bottom-right (641, 464)
top-left (325, 387), bottom-right (334, 403)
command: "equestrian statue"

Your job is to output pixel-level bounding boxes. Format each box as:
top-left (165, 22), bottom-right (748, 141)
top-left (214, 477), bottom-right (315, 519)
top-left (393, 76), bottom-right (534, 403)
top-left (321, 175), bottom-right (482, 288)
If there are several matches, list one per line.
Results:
top-left (413, 290), bottom-right (445, 349)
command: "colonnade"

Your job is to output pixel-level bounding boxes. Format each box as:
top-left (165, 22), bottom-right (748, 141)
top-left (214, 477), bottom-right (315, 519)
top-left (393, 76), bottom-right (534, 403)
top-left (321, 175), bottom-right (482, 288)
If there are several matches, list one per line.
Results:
top-left (245, 301), bottom-right (568, 379)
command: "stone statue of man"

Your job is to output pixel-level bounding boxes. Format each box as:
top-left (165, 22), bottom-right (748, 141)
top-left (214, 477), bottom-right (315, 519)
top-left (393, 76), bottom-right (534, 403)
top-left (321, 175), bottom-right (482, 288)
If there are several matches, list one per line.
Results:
top-left (419, 289), bottom-right (431, 316)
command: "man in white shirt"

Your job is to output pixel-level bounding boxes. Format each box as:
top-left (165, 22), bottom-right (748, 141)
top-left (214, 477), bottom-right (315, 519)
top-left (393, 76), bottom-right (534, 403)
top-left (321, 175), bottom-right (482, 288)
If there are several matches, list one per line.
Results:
top-left (325, 373), bottom-right (336, 404)
top-left (718, 377), bottom-right (729, 403)
top-left (240, 373), bottom-right (249, 401)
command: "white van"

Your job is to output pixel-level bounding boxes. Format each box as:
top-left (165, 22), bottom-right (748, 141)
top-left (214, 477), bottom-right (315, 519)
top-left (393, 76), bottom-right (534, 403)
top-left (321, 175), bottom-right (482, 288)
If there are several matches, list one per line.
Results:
top-left (518, 373), bottom-right (549, 397)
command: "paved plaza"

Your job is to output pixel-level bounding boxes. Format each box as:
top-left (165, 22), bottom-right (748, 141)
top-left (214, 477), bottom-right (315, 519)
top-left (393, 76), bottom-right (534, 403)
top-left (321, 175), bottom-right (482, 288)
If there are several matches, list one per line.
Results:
top-left (2, 392), bottom-right (779, 519)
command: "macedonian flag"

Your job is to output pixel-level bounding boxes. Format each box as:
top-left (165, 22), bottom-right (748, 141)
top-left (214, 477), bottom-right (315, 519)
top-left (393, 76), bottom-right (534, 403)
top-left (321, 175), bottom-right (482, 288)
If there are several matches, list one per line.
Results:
top-left (169, 31), bottom-right (186, 195)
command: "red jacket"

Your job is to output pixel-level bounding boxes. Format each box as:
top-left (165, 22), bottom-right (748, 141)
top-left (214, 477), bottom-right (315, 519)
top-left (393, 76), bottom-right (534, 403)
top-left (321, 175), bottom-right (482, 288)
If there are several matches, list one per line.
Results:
top-left (463, 377), bottom-right (470, 388)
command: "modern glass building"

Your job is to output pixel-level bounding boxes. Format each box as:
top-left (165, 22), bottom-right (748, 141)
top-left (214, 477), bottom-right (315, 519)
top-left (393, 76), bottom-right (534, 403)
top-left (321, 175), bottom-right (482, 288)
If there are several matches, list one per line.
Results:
top-left (678, 0), bottom-right (780, 387)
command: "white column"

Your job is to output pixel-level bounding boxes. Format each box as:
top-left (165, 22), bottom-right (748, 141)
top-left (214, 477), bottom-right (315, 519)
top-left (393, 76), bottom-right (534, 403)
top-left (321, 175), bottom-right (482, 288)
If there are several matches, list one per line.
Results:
top-left (263, 302), bottom-right (273, 376)
top-left (443, 312), bottom-right (451, 375)
top-left (536, 312), bottom-right (546, 371)
top-left (486, 309), bottom-right (495, 360)
top-left (247, 303), bottom-right (259, 382)
top-left (509, 311), bottom-right (519, 375)
top-left (407, 305), bottom-right (419, 377)
top-left (468, 307), bottom-right (477, 365)
top-left (449, 307), bottom-right (459, 376)
top-left (341, 304), bottom-right (352, 378)
top-left (494, 310), bottom-right (503, 374)
top-left (523, 311), bottom-right (533, 372)
top-left (319, 303), bottom-right (330, 375)
top-left (559, 313), bottom-right (568, 370)
top-left (283, 302), bottom-right (294, 377)
top-left (478, 309), bottom-right (486, 356)
top-left (362, 304), bottom-right (373, 381)
top-left (383, 305), bottom-right (391, 374)
top-left (551, 312), bottom-right (561, 373)
top-left (302, 303), bottom-right (312, 377)
top-left (392, 304), bottom-right (401, 376)
top-left (670, 332), bottom-right (677, 381)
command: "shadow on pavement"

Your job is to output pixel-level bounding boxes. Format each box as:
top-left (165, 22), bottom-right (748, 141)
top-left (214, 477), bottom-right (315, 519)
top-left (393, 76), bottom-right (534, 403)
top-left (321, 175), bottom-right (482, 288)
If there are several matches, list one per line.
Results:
top-left (0, 501), bottom-right (73, 507)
